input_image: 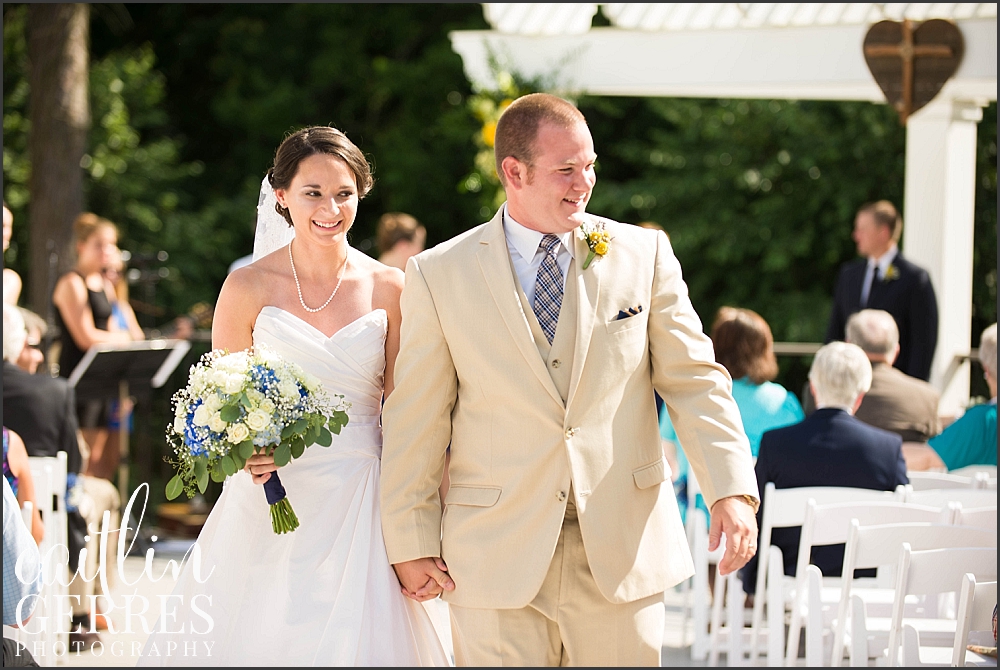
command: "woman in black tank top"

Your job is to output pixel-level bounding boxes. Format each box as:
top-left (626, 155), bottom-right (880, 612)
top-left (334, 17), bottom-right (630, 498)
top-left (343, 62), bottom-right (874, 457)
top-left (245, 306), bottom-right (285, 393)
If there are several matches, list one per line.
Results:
top-left (52, 213), bottom-right (139, 481)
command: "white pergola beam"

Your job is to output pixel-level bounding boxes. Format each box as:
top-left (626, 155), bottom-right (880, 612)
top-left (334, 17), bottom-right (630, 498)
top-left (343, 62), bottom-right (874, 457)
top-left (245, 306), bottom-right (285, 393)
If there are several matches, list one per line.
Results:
top-left (450, 18), bottom-right (996, 101)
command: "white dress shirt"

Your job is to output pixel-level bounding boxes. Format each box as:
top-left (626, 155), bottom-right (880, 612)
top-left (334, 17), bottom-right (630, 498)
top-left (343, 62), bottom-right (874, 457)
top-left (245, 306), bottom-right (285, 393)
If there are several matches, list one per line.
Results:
top-left (502, 205), bottom-right (575, 306)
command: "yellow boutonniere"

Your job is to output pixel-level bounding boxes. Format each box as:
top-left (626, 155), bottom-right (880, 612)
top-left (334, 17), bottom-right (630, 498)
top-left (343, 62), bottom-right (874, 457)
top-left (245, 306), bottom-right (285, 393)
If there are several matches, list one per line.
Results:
top-left (883, 264), bottom-right (900, 281)
top-left (581, 222), bottom-right (612, 270)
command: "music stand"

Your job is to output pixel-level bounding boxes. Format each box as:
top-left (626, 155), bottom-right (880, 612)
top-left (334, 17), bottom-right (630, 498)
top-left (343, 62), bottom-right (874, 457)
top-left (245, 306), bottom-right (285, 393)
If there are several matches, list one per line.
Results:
top-left (68, 339), bottom-right (192, 505)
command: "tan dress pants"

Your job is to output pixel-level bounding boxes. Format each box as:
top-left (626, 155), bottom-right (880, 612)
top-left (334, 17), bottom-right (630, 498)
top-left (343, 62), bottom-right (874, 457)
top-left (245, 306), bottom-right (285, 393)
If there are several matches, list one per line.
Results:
top-left (448, 499), bottom-right (665, 666)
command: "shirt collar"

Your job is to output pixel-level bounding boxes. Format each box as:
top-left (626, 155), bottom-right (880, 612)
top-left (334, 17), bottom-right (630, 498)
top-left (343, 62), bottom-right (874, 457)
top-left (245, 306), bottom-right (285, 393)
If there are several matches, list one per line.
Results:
top-left (868, 244), bottom-right (898, 278)
top-left (502, 204), bottom-right (576, 262)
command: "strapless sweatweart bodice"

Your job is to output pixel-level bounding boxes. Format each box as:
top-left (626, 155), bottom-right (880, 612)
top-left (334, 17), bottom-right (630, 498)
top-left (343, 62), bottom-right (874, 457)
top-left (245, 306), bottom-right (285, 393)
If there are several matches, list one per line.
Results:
top-left (138, 307), bottom-right (449, 667)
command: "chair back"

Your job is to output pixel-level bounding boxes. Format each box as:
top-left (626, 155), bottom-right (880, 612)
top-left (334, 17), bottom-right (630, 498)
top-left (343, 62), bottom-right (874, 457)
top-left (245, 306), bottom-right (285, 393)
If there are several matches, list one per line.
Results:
top-left (904, 487), bottom-right (997, 509)
top-left (953, 505), bottom-right (998, 530)
top-left (952, 575), bottom-right (998, 666)
top-left (886, 544), bottom-right (997, 666)
top-left (905, 470), bottom-right (978, 490)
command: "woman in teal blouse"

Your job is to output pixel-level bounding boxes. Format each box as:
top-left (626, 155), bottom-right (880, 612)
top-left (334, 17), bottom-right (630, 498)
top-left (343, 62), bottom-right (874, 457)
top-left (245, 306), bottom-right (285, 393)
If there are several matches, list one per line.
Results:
top-left (661, 307), bottom-right (804, 519)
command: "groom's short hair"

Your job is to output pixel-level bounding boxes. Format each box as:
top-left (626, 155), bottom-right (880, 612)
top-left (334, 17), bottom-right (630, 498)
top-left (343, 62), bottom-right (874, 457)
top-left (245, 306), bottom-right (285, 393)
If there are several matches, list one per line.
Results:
top-left (494, 93), bottom-right (586, 187)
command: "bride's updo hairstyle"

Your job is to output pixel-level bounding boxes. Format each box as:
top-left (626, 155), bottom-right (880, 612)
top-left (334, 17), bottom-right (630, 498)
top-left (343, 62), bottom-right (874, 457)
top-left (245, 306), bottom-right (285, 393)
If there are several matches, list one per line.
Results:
top-left (267, 125), bottom-right (374, 226)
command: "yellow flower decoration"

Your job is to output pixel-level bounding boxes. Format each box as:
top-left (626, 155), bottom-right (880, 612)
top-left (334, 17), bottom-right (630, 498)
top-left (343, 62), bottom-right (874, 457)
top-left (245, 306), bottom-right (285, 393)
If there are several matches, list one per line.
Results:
top-left (883, 264), bottom-right (900, 281)
top-left (481, 121), bottom-right (497, 148)
top-left (581, 222), bottom-right (612, 270)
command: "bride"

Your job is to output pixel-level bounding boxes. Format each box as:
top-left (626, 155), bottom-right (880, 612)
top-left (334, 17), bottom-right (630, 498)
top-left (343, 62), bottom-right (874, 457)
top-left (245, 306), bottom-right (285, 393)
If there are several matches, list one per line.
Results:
top-left (138, 126), bottom-right (448, 666)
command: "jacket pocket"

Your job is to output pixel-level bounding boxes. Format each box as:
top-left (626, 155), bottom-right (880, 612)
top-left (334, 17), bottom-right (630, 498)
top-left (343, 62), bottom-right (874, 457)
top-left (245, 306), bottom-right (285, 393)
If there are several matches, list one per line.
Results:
top-left (445, 485), bottom-right (502, 507)
top-left (632, 458), bottom-right (670, 490)
top-left (606, 311), bottom-right (648, 335)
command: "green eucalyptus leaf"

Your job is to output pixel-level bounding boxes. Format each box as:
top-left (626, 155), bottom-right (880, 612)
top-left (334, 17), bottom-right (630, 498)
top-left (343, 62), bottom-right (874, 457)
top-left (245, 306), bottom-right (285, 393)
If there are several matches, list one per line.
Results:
top-left (292, 418), bottom-right (308, 435)
top-left (316, 427), bottom-right (332, 447)
top-left (197, 468), bottom-right (209, 494)
top-left (238, 440), bottom-right (254, 459)
top-left (290, 440), bottom-right (305, 459)
top-left (240, 392), bottom-right (253, 409)
top-left (221, 454), bottom-right (237, 476)
top-left (166, 475), bottom-right (184, 500)
top-left (273, 443), bottom-right (292, 467)
top-left (220, 405), bottom-right (241, 423)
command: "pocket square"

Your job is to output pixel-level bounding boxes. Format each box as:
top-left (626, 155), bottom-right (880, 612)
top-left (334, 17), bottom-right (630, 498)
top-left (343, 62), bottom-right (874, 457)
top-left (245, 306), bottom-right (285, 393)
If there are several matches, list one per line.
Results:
top-left (615, 305), bottom-right (644, 320)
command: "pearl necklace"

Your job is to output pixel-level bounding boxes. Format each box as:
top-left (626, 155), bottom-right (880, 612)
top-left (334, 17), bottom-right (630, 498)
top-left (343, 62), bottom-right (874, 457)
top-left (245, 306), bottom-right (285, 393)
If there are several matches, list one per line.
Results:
top-left (288, 243), bottom-right (348, 313)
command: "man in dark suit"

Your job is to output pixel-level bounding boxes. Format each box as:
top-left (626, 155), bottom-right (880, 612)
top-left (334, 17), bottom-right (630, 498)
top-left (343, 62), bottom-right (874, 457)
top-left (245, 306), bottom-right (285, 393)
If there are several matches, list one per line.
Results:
top-left (740, 342), bottom-right (909, 595)
top-left (825, 200), bottom-right (938, 381)
top-left (847, 309), bottom-right (941, 442)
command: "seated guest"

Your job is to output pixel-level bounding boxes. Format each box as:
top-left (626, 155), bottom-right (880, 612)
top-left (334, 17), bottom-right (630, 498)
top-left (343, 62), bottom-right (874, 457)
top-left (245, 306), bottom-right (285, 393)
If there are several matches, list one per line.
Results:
top-left (2, 305), bottom-right (116, 646)
top-left (904, 323), bottom-right (997, 471)
top-left (2, 427), bottom-right (44, 545)
top-left (3, 476), bottom-right (41, 666)
top-left (845, 309), bottom-right (941, 442)
top-left (659, 306), bottom-right (803, 523)
top-left (710, 307), bottom-right (805, 456)
top-left (740, 342), bottom-right (908, 595)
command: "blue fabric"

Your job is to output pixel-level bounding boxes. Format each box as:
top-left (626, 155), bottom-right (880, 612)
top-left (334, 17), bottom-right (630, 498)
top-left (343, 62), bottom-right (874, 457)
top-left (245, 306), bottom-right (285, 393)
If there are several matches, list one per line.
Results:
top-left (929, 400), bottom-right (998, 471)
top-left (3, 477), bottom-right (41, 625)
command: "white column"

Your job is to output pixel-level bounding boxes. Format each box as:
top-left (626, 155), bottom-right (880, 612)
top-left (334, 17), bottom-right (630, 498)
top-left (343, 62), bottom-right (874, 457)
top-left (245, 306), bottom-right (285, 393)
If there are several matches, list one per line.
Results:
top-left (902, 98), bottom-right (984, 419)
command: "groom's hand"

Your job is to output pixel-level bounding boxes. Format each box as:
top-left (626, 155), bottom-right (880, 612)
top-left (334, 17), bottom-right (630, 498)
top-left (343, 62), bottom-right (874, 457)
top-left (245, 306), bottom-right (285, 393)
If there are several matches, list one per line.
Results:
top-left (709, 496), bottom-right (759, 576)
top-left (392, 557), bottom-right (455, 602)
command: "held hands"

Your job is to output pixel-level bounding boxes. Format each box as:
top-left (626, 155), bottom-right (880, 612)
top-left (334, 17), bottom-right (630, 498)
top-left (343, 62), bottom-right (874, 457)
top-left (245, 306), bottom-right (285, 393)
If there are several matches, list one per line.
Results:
top-left (392, 557), bottom-right (455, 602)
top-left (708, 496), bottom-right (759, 576)
top-left (245, 452), bottom-right (279, 485)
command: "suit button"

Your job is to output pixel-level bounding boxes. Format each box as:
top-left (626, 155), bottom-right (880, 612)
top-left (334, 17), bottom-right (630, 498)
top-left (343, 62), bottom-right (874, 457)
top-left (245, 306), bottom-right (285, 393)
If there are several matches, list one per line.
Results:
top-left (556, 491), bottom-right (567, 502)
top-left (564, 427), bottom-right (578, 439)
top-left (551, 359), bottom-right (562, 368)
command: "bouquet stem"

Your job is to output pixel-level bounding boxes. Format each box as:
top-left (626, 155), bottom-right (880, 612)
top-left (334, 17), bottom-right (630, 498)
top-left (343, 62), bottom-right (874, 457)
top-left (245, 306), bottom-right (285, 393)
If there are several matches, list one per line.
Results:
top-left (263, 472), bottom-right (299, 534)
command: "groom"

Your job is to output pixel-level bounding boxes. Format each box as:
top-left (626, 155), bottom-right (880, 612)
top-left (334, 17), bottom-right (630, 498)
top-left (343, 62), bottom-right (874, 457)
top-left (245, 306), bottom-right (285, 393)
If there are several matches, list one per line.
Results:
top-left (381, 93), bottom-right (759, 666)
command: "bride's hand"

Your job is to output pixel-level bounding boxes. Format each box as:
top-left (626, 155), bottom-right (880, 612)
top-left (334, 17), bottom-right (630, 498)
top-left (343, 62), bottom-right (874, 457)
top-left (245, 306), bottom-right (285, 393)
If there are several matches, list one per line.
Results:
top-left (245, 453), bottom-right (278, 485)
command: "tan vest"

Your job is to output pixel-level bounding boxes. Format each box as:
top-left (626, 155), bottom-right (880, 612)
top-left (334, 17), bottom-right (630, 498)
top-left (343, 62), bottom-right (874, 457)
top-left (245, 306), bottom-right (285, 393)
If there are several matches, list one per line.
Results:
top-left (512, 257), bottom-right (578, 403)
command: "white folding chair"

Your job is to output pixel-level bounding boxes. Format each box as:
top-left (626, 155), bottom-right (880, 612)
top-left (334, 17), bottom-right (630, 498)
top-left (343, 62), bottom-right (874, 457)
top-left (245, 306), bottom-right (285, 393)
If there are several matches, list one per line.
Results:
top-left (886, 545), bottom-right (997, 667)
top-left (899, 574), bottom-right (998, 667)
top-left (906, 471), bottom-right (979, 491)
top-left (746, 483), bottom-right (904, 666)
top-left (904, 487), bottom-right (998, 509)
top-left (680, 468), bottom-right (726, 662)
top-left (785, 500), bottom-right (950, 666)
top-left (26, 453), bottom-right (70, 666)
top-left (833, 522), bottom-right (997, 666)
top-left (953, 505), bottom-right (998, 531)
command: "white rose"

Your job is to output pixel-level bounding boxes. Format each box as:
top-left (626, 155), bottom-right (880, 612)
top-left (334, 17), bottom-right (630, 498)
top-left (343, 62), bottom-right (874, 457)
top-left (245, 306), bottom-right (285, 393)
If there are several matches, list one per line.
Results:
top-left (246, 388), bottom-right (264, 405)
top-left (208, 413), bottom-right (227, 433)
top-left (245, 409), bottom-right (271, 432)
top-left (224, 373), bottom-right (245, 395)
top-left (211, 369), bottom-right (229, 388)
top-left (204, 393), bottom-right (223, 413)
top-left (259, 398), bottom-right (276, 414)
top-left (173, 415), bottom-right (187, 434)
top-left (192, 405), bottom-right (212, 427)
top-left (226, 422), bottom-right (250, 444)
top-left (299, 372), bottom-right (321, 393)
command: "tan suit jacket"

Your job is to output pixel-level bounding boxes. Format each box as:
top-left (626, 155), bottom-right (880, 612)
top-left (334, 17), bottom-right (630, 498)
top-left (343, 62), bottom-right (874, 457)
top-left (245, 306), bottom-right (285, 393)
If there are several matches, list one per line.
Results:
top-left (855, 362), bottom-right (941, 442)
top-left (381, 208), bottom-right (757, 609)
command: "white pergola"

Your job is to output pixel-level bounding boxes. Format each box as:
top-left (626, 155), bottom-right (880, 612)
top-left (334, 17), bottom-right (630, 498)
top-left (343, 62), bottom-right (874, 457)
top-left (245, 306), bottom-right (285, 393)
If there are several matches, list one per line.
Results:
top-left (450, 3), bottom-right (998, 416)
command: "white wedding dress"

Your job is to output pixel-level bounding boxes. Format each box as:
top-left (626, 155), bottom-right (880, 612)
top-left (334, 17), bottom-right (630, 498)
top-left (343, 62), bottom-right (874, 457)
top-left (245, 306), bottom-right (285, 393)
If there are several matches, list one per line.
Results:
top-left (138, 307), bottom-right (449, 666)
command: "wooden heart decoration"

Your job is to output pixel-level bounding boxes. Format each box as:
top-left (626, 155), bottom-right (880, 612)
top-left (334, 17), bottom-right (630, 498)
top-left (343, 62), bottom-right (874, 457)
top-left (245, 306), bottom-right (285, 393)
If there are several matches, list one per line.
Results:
top-left (863, 19), bottom-right (964, 124)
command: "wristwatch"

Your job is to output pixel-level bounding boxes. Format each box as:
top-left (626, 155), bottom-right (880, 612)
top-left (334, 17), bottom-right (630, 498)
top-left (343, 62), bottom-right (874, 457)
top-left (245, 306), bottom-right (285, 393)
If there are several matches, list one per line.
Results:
top-left (736, 494), bottom-right (760, 513)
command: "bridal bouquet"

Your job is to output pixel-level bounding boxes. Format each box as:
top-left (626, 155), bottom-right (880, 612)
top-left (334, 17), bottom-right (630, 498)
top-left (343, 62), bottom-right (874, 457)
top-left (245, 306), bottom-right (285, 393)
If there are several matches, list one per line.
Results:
top-left (165, 345), bottom-right (350, 534)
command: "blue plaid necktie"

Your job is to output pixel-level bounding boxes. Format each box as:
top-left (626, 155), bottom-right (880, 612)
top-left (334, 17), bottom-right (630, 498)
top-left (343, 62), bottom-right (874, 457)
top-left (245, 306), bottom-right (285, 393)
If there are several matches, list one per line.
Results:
top-left (533, 234), bottom-right (564, 344)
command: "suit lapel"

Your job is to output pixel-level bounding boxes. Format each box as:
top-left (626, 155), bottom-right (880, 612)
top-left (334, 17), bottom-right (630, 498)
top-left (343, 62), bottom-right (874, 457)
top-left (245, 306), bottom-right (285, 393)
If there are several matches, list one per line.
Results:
top-left (476, 213), bottom-right (564, 408)
top-left (566, 223), bottom-right (601, 409)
